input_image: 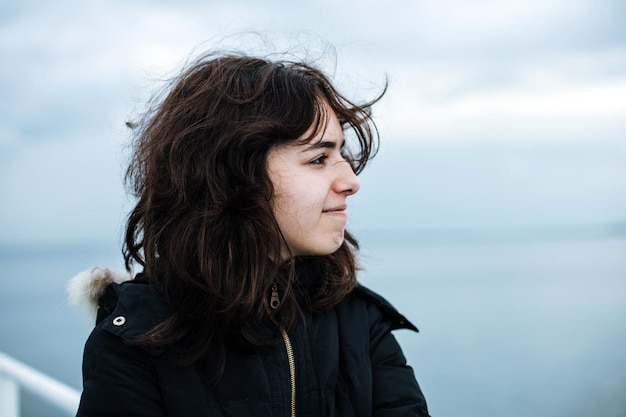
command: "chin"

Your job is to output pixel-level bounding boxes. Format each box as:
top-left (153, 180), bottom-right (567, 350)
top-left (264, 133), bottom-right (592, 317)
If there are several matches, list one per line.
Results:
top-left (314, 237), bottom-right (345, 256)
top-left (289, 232), bottom-right (346, 257)
top-left (293, 242), bottom-right (344, 257)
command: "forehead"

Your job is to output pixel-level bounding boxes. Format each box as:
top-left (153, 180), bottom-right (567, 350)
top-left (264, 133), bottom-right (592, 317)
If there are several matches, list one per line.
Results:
top-left (296, 105), bottom-right (344, 147)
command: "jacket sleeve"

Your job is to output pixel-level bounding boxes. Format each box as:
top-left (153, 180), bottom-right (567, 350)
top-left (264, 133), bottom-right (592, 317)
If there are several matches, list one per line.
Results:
top-left (368, 302), bottom-right (431, 417)
top-left (76, 325), bottom-right (167, 417)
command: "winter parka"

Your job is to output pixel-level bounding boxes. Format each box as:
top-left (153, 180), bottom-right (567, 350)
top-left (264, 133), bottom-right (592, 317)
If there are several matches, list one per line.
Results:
top-left (72, 265), bottom-right (430, 417)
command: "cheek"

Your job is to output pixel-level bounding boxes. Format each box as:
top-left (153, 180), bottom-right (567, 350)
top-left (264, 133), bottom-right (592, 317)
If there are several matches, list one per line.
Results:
top-left (273, 192), bottom-right (296, 218)
top-left (274, 176), bottom-right (318, 210)
top-left (271, 180), bottom-right (301, 224)
top-left (272, 183), bottom-right (322, 233)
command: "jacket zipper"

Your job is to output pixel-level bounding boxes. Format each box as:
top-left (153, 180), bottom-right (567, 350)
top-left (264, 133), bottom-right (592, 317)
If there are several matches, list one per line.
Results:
top-left (280, 327), bottom-right (296, 417)
top-left (271, 285), bottom-right (296, 417)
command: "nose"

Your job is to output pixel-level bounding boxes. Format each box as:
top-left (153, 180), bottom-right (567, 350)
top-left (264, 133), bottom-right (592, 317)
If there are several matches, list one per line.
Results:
top-left (333, 161), bottom-right (360, 196)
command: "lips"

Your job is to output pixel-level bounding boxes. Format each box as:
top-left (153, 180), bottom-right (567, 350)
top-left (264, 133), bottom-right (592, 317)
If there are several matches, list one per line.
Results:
top-left (322, 204), bottom-right (347, 213)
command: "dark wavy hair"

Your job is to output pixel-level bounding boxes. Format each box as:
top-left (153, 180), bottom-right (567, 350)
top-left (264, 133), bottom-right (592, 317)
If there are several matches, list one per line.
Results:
top-left (123, 52), bottom-right (384, 366)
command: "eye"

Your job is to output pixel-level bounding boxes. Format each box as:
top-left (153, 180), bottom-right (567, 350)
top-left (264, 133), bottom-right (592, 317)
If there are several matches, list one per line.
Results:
top-left (310, 155), bottom-right (328, 165)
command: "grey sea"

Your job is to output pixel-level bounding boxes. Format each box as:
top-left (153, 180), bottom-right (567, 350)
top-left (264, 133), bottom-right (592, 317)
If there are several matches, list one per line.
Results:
top-left (1, 232), bottom-right (625, 417)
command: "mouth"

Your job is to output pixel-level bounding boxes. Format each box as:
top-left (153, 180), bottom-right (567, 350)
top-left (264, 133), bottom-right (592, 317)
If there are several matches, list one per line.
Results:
top-left (322, 205), bottom-right (347, 215)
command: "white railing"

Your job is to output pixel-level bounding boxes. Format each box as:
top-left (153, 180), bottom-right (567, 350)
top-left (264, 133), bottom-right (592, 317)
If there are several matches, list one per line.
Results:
top-left (0, 351), bottom-right (80, 417)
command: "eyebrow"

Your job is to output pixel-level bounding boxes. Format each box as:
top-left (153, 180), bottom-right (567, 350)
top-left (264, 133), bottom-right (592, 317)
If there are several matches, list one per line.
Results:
top-left (301, 139), bottom-right (345, 153)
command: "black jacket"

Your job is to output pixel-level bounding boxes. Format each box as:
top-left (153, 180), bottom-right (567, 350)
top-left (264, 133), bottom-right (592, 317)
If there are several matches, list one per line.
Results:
top-left (76, 269), bottom-right (430, 417)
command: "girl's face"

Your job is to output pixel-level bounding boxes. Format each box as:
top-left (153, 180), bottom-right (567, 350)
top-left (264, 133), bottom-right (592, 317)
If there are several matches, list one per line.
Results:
top-left (267, 104), bottom-right (360, 258)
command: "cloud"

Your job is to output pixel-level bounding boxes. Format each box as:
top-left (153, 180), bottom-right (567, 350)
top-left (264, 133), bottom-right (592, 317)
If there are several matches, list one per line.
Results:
top-left (0, 130), bottom-right (130, 243)
top-left (0, 0), bottom-right (624, 243)
top-left (351, 139), bottom-right (626, 232)
top-left (378, 72), bottom-right (626, 143)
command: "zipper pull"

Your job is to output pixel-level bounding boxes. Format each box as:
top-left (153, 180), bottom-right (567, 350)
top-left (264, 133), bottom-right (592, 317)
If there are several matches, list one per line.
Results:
top-left (270, 285), bottom-right (280, 309)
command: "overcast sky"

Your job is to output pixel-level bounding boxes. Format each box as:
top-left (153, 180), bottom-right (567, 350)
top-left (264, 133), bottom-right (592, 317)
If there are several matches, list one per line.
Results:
top-left (1, 0), bottom-right (625, 244)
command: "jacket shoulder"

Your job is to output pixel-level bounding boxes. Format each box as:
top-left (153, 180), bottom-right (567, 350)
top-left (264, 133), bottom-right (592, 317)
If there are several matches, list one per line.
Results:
top-left (352, 284), bottom-right (419, 332)
top-left (69, 268), bottom-right (172, 355)
top-left (97, 274), bottom-right (172, 343)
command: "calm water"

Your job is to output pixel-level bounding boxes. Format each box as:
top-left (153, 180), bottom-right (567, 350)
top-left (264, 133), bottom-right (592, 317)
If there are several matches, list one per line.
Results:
top-left (1, 235), bottom-right (625, 417)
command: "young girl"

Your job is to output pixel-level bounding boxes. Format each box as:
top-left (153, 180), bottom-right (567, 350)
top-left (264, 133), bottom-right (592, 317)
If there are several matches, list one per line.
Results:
top-left (71, 51), bottom-right (431, 417)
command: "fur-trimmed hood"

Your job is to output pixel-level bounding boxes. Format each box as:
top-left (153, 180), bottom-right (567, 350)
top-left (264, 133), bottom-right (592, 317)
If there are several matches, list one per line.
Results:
top-left (67, 266), bottom-right (134, 320)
